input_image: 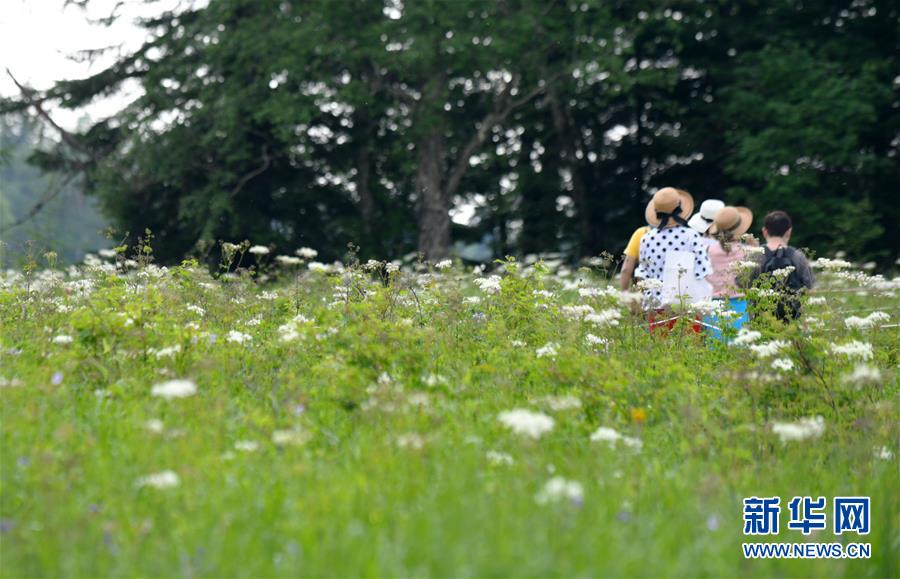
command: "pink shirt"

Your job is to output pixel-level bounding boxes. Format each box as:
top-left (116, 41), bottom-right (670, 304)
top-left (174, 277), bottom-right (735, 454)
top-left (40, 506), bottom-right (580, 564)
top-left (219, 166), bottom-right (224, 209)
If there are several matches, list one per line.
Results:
top-left (707, 242), bottom-right (747, 297)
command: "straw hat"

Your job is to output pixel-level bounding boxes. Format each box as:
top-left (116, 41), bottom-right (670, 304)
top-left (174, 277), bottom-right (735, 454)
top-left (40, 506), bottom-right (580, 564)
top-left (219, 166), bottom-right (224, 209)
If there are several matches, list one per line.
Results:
top-left (687, 199), bottom-right (725, 234)
top-left (709, 206), bottom-right (753, 238)
top-left (645, 187), bottom-right (694, 228)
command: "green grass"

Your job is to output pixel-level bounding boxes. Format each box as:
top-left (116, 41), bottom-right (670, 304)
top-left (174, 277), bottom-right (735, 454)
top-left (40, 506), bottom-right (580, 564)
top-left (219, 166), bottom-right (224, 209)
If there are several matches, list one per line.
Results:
top-left (1, 254), bottom-right (897, 577)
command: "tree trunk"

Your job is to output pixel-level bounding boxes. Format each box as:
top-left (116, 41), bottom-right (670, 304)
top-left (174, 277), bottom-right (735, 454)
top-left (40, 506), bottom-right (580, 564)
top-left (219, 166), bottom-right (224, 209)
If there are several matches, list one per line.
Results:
top-left (548, 86), bottom-right (592, 256)
top-left (354, 108), bottom-right (376, 253)
top-left (415, 129), bottom-right (449, 259)
top-left (415, 74), bottom-right (450, 260)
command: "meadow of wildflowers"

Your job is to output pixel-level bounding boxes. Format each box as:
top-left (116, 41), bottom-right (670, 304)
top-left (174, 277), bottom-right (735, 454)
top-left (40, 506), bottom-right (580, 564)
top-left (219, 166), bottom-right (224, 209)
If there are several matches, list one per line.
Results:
top-left (0, 247), bottom-right (897, 577)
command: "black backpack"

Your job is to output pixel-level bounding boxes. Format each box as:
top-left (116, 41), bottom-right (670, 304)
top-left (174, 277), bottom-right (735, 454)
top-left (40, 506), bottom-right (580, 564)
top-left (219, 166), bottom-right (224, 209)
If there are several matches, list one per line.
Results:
top-left (758, 247), bottom-right (804, 321)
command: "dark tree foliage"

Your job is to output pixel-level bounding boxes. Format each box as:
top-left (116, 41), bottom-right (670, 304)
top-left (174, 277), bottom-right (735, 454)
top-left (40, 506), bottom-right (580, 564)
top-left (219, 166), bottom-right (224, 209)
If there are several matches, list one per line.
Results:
top-left (2, 0), bottom-right (897, 265)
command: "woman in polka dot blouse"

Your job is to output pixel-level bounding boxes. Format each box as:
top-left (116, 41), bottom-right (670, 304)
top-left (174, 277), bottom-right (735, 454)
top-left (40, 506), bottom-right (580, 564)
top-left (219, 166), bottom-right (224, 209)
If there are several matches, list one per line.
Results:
top-left (634, 188), bottom-right (712, 314)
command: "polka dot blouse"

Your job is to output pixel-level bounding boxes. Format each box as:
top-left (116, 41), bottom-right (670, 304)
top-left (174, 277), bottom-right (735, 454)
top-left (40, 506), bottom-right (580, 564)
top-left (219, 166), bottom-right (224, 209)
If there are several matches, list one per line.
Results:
top-left (634, 225), bottom-right (712, 302)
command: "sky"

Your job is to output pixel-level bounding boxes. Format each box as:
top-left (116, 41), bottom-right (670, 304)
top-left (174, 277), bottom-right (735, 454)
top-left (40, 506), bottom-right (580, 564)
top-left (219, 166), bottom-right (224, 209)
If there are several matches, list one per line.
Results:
top-left (0, 0), bottom-right (185, 129)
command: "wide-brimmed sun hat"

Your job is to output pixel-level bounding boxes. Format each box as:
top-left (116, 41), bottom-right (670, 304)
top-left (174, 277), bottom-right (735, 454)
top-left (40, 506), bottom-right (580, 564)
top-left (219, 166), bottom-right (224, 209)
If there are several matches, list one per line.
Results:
top-left (644, 187), bottom-right (694, 228)
top-left (709, 206), bottom-right (753, 238)
top-left (687, 199), bottom-right (725, 234)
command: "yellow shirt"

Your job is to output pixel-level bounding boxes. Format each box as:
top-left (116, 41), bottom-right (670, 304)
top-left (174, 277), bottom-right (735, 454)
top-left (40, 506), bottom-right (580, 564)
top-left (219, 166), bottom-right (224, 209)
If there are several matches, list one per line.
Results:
top-left (624, 226), bottom-right (650, 259)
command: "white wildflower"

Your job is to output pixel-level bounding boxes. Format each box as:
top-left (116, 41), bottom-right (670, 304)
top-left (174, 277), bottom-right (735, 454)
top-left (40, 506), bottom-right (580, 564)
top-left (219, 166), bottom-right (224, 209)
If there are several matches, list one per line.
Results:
top-left (770, 266), bottom-right (796, 279)
top-left (771, 416), bottom-right (825, 443)
top-left (636, 278), bottom-right (664, 292)
top-left (874, 446), bottom-right (893, 460)
top-left (830, 340), bottom-right (874, 360)
top-left (226, 330), bottom-right (252, 345)
top-left (585, 333), bottom-right (608, 348)
top-left (510, 340), bottom-right (526, 348)
top-left (463, 296), bottom-right (482, 305)
top-left (535, 342), bottom-right (559, 359)
top-left (396, 433), bottom-right (426, 450)
top-left (435, 259), bottom-right (453, 270)
top-left (308, 261), bottom-right (330, 272)
top-left (295, 247), bottom-right (318, 259)
top-left (136, 470), bottom-right (180, 490)
top-left (153, 345), bottom-right (181, 359)
top-left (498, 409), bottom-right (555, 439)
top-left (812, 258), bottom-right (852, 269)
top-left (0, 377), bottom-right (24, 388)
top-left (245, 317), bottom-right (262, 327)
top-left (52, 334), bottom-right (74, 345)
top-left (486, 450), bottom-right (514, 465)
top-left (771, 358), bottom-right (794, 372)
top-left (385, 262), bottom-right (400, 274)
top-left (617, 291), bottom-right (643, 306)
top-left (535, 476), bottom-right (584, 505)
top-left (98, 248), bottom-right (117, 259)
top-left (534, 289), bottom-right (554, 299)
top-left (235, 440), bottom-right (260, 452)
top-left (144, 419), bottom-right (165, 433)
top-left (561, 304), bottom-right (594, 319)
top-left (589, 426), bottom-right (643, 451)
top-left (151, 379), bottom-right (197, 399)
top-left (186, 304), bottom-right (206, 317)
top-left (844, 364), bottom-right (882, 384)
top-left (732, 260), bottom-right (760, 272)
top-left (743, 246), bottom-right (766, 256)
top-left (749, 339), bottom-right (789, 358)
top-left (585, 308), bottom-right (621, 327)
top-left (248, 245), bottom-right (270, 255)
top-left (474, 275), bottom-right (502, 294)
top-left (807, 296), bottom-right (827, 306)
top-left (272, 428), bottom-right (309, 446)
top-left (276, 255), bottom-right (302, 266)
top-left (844, 311), bottom-right (890, 330)
top-left (541, 395), bottom-right (582, 411)
top-left (691, 299), bottom-right (725, 316)
top-left (422, 373), bottom-right (447, 387)
top-left (579, 286), bottom-right (616, 298)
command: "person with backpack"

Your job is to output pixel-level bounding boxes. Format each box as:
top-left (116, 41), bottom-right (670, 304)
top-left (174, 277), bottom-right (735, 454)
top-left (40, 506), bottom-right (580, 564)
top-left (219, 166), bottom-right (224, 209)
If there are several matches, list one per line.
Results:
top-left (749, 210), bottom-right (815, 321)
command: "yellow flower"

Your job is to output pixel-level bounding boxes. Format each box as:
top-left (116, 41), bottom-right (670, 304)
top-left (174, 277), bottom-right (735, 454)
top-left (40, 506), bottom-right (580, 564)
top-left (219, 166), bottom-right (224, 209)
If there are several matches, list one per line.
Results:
top-left (630, 408), bottom-right (647, 424)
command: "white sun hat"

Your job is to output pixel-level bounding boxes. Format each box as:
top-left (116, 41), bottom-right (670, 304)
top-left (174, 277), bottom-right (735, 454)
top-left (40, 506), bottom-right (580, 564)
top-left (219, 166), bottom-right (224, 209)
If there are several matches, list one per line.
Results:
top-left (687, 199), bottom-right (725, 234)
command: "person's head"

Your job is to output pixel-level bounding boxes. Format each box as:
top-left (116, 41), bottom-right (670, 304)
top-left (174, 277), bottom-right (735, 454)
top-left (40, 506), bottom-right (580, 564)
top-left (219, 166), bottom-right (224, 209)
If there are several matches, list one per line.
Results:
top-left (763, 211), bottom-right (793, 241)
top-left (645, 187), bottom-right (694, 229)
top-left (687, 199), bottom-right (725, 235)
top-left (710, 206), bottom-right (753, 252)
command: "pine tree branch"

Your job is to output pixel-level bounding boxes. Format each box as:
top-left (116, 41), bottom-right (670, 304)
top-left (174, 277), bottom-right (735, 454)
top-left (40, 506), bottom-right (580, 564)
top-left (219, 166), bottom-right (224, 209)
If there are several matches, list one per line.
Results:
top-left (0, 172), bottom-right (79, 233)
top-left (6, 69), bottom-right (93, 157)
top-left (228, 146), bottom-right (271, 198)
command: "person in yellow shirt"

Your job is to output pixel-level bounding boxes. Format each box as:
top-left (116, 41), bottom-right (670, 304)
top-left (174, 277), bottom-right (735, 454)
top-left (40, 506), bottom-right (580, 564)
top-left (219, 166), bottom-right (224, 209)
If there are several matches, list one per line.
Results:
top-left (619, 225), bottom-right (650, 290)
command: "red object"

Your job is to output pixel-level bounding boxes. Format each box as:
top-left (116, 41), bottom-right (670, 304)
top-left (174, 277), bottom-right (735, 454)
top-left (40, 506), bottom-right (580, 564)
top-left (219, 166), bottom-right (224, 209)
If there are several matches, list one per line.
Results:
top-left (648, 310), bottom-right (701, 334)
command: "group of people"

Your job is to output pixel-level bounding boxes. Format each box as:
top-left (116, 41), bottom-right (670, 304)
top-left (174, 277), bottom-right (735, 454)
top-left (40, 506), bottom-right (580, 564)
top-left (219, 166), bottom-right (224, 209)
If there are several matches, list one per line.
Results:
top-left (619, 187), bottom-right (815, 335)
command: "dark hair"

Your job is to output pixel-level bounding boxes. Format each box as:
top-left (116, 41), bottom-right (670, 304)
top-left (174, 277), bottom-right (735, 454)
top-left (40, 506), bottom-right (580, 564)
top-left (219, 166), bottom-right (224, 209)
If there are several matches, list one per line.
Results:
top-left (764, 211), bottom-right (792, 237)
top-left (716, 232), bottom-right (734, 254)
